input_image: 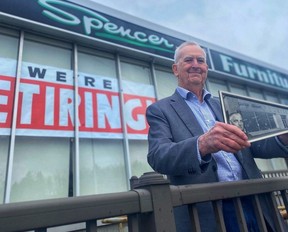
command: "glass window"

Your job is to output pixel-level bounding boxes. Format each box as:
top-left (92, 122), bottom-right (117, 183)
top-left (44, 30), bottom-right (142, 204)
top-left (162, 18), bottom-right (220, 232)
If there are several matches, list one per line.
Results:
top-left (0, 30), bottom-right (19, 203)
top-left (23, 39), bottom-right (71, 69)
top-left (0, 32), bottom-right (19, 59)
top-left (120, 58), bottom-right (154, 180)
top-left (120, 59), bottom-right (152, 84)
top-left (279, 95), bottom-right (288, 105)
top-left (265, 92), bottom-right (279, 103)
top-left (254, 159), bottom-right (274, 172)
top-left (248, 88), bottom-right (264, 100)
top-left (9, 36), bottom-right (73, 202)
top-left (78, 50), bottom-right (116, 78)
top-left (229, 84), bottom-right (247, 96)
top-left (78, 50), bottom-right (127, 194)
top-left (155, 68), bottom-right (177, 99)
top-left (11, 137), bottom-right (70, 202)
top-left (207, 79), bottom-right (228, 97)
top-left (271, 158), bottom-right (287, 170)
top-left (79, 139), bottom-right (127, 195)
top-left (129, 140), bottom-right (153, 177)
top-left (0, 136), bottom-right (9, 203)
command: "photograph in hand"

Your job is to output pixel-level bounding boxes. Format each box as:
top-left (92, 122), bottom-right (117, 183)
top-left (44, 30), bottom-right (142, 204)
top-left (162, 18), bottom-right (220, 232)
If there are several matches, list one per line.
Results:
top-left (219, 91), bottom-right (288, 142)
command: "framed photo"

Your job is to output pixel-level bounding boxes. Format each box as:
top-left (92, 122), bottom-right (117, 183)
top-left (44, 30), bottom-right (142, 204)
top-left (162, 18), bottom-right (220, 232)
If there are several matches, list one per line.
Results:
top-left (219, 91), bottom-right (288, 142)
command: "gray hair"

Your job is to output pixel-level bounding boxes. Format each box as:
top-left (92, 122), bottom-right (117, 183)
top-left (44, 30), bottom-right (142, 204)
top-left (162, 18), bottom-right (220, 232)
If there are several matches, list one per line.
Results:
top-left (174, 41), bottom-right (207, 63)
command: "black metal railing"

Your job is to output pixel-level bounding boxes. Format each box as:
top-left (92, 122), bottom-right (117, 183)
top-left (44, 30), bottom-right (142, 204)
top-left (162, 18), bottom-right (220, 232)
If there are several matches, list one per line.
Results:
top-left (0, 172), bottom-right (288, 232)
top-left (262, 169), bottom-right (288, 220)
top-left (262, 169), bottom-right (288, 178)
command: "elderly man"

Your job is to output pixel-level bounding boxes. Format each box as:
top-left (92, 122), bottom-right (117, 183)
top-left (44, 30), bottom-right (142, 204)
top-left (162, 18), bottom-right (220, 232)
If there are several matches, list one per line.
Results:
top-left (146, 41), bottom-right (288, 232)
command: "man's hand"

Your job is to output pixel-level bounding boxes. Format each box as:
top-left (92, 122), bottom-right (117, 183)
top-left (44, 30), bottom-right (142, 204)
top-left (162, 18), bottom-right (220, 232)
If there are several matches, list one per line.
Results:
top-left (198, 122), bottom-right (251, 157)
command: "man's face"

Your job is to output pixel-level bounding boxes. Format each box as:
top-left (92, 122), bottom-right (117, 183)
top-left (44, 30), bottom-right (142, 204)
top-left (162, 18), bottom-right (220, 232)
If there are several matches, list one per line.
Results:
top-left (229, 113), bottom-right (244, 131)
top-left (172, 45), bottom-right (208, 92)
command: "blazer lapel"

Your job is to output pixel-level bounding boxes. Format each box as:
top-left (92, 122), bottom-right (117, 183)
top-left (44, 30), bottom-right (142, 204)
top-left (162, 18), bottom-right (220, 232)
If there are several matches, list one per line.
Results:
top-left (206, 97), bottom-right (223, 122)
top-left (170, 91), bottom-right (204, 136)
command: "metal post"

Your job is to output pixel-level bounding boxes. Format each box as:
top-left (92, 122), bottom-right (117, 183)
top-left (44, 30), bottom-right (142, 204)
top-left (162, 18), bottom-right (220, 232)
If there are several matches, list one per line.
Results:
top-left (130, 172), bottom-right (176, 232)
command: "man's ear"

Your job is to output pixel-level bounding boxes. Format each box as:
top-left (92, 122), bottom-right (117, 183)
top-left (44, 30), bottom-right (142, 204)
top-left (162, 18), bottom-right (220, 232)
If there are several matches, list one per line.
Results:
top-left (172, 64), bottom-right (178, 76)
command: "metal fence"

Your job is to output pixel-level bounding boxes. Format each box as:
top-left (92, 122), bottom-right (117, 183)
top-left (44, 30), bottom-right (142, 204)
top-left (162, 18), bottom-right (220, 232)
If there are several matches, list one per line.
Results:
top-left (262, 169), bottom-right (288, 220)
top-left (262, 170), bottom-right (288, 178)
top-left (0, 172), bottom-right (288, 232)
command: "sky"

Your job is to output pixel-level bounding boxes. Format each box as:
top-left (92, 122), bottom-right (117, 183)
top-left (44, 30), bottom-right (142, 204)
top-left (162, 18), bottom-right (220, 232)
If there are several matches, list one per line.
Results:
top-left (89, 0), bottom-right (288, 72)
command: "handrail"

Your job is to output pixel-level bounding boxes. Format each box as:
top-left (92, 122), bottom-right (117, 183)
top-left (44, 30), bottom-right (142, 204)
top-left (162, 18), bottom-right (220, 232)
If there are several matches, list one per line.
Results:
top-left (0, 190), bottom-right (153, 232)
top-left (170, 177), bottom-right (288, 206)
top-left (0, 173), bottom-right (288, 232)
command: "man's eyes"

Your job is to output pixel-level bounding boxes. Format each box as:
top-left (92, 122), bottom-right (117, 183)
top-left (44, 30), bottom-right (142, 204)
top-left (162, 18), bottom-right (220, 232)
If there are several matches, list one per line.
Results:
top-left (184, 58), bottom-right (193, 62)
top-left (197, 58), bottom-right (205, 63)
top-left (183, 57), bottom-right (205, 63)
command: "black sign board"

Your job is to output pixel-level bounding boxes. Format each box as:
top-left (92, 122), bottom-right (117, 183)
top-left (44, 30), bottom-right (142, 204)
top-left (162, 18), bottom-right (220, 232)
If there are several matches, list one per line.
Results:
top-left (0, 0), bottom-right (213, 64)
top-left (211, 50), bottom-right (288, 90)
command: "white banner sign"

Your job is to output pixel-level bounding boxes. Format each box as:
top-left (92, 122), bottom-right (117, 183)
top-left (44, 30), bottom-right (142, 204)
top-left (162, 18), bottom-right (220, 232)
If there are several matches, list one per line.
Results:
top-left (0, 58), bottom-right (155, 139)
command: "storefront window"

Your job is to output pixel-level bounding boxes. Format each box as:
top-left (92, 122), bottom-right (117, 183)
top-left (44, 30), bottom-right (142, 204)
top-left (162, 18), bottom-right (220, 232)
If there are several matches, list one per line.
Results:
top-left (0, 30), bottom-right (19, 203)
top-left (120, 59), bottom-right (152, 84)
top-left (8, 36), bottom-right (72, 202)
top-left (120, 58), bottom-right (154, 180)
top-left (248, 88), bottom-right (264, 100)
top-left (78, 49), bottom-right (116, 78)
top-left (271, 158), bottom-right (287, 170)
top-left (207, 79), bottom-right (228, 97)
top-left (229, 84), bottom-right (247, 96)
top-left (129, 140), bottom-right (153, 177)
top-left (23, 37), bottom-right (71, 68)
top-left (265, 92), bottom-right (279, 103)
top-left (78, 51), bottom-right (127, 194)
top-left (280, 95), bottom-right (288, 105)
top-left (11, 137), bottom-right (70, 202)
top-left (155, 68), bottom-right (177, 99)
top-left (0, 136), bottom-right (9, 203)
top-left (79, 139), bottom-right (127, 194)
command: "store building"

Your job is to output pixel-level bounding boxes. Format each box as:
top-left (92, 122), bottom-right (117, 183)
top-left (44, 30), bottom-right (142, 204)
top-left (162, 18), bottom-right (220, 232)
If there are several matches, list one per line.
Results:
top-left (0, 0), bottom-right (288, 204)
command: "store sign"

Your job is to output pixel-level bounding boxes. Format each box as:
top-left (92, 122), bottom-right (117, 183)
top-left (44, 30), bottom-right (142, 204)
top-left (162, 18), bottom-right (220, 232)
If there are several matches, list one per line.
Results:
top-left (38, 0), bottom-right (176, 53)
top-left (0, 0), bottom-right (185, 59)
top-left (38, 0), bottom-right (175, 49)
top-left (0, 58), bottom-right (155, 139)
top-left (0, 0), bottom-right (212, 62)
top-left (211, 50), bottom-right (288, 90)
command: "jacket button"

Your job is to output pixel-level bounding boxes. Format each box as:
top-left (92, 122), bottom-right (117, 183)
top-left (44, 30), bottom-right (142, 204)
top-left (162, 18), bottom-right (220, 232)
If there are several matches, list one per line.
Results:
top-left (188, 169), bottom-right (195, 174)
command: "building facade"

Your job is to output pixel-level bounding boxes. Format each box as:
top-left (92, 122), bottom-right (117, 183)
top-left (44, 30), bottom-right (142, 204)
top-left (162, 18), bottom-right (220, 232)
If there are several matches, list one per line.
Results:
top-left (0, 0), bottom-right (288, 204)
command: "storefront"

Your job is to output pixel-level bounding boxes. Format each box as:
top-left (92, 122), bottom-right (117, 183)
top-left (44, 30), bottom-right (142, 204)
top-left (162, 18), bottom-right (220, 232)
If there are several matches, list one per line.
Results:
top-left (1, 0), bottom-right (288, 204)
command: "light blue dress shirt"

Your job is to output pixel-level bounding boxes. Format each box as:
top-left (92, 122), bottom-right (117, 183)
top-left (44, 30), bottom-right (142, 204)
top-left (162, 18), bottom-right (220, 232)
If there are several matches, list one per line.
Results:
top-left (177, 87), bottom-right (243, 182)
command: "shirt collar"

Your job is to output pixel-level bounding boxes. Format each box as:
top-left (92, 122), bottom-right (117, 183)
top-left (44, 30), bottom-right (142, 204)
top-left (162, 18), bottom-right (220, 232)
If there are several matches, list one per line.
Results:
top-left (176, 86), bottom-right (212, 101)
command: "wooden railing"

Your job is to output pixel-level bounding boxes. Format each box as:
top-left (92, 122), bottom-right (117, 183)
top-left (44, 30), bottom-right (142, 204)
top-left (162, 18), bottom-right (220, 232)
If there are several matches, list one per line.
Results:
top-left (0, 172), bottom-right (288, 232)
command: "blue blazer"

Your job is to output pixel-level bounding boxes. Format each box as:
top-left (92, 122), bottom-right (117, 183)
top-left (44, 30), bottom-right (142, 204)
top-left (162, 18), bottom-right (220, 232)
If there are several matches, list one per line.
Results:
top-left (146, 90), bottom-right (288, 232)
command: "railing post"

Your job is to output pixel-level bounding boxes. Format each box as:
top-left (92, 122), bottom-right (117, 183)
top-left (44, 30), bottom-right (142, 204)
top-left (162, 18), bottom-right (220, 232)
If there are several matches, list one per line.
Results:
top-left (130, 172), bottom-right (176, 232)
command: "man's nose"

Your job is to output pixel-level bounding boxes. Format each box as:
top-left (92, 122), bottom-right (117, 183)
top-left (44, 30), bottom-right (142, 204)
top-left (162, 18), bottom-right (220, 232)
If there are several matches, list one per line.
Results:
top-left (191, 58), bottom-right (202, 66)
top-left (191, 59), bottom-right (199, 66)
